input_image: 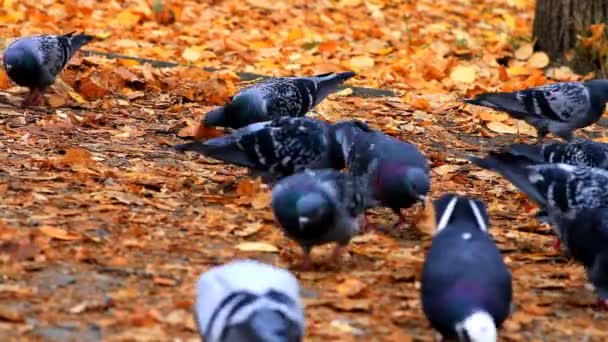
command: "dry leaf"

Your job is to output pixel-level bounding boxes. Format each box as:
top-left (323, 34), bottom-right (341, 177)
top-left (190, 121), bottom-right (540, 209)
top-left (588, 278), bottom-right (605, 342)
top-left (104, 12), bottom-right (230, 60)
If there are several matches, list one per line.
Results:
top-left (251, 191), bottom-right (272, 209)
top-left (432, 164), bottom-right (460, 176)
top-left (486, 121), bottom-right (518, 134)
top-left (450, 65), bottom-right (477, 83)
top-left (349, 55), bottom-right (375, 70)
top-left (235, 242), bottom-right (279, 253)
top-left (414, 197), bottom-right (436, 236)
top-left (478, 111), bottom-right (509, 122)
top-left (527, 52), bottom-right (550, 68)
top-left (38, 226), bottom-right (81, 241)
top-left (514, 43), bottom-right (533, 60)
top-left (336, 278), bottom-right (366, 297)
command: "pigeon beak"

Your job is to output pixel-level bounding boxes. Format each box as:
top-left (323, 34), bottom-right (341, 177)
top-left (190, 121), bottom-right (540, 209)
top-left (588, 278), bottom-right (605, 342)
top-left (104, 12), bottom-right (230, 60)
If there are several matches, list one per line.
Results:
top-left (418, 195), bottom-right (426, 202)
top-left (298, 216), bottom-right (310, 227)
top-left (5, 64), bottom-right (12, 71)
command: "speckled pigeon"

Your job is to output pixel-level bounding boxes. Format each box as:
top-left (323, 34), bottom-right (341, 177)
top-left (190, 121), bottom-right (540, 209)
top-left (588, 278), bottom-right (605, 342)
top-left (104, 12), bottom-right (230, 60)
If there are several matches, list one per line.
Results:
top-left (470, 152), bottom-right (608, 250)
top-left (194, 259), bottom-right (304, 342)
top-left (333, 120), bottom-right (430, 228)
top-left (464, 80), bottom-right (608, 142)
top-left (271, 169), bottom-right (373, 269)
top-left (204, 71), bottom-right (357, 129)
top-left (421, 194), bottom-right (512, 342)
top-left (550, 207), bottom-right (608, 308)
top-left (174, 117), bottom-right (358, 183)
top-left (503, 138), bottom-right (608, 169)
top-left (3, 32), bottom-right (94, 106)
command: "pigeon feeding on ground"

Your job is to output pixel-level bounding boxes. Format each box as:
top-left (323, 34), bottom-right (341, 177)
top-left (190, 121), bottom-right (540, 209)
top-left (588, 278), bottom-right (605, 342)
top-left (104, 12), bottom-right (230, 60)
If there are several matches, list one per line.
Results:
top-left (174, 117), bottom-right (360, 183)
top-left (470, 152), bottom-right (608, 250)
top-left (421, 194), bottom-right (512, 342)
top-left (550, 207), bottom-right (608, 308)
top-left (203, 71), bottom-right (357, 129)
top-left (194, 259), bottom-right (304, 342)
top-left (271, 169), bottom-right (373, 269)
top-left (334, 121), bottom-right (430, 228)
top-left (3, 32), bottom-right (94, 106)
top-left (464, 80), bottom-right (608, 142)
top-left (503, 138), bottom-right (608, 169)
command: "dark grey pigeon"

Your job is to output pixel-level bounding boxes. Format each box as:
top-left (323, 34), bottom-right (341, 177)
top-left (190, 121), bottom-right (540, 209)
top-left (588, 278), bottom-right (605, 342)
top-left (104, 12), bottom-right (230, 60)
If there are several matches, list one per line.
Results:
top-left (470, 152), bottom-right (608, 250)
top-left (334, 121), bottom-right (430, 228)
top-left (464, 80), bottom-right (608, 142)
top-left (3, 32), bottom-right (94, 106)
top-left (503, 138), bottom-right (608, 169)
top-left (174, 117), bottom-right (358, 183)
top-left (204, 71), bottom-right (356, 129)
top-left (421, 194), bottom-right (512, 342)
top-left (550, 207), bottom-right (608, 308)
top-left (194, 259), bottom-right (304, 342)
top-left (271, 169), bottom-right (373, 269)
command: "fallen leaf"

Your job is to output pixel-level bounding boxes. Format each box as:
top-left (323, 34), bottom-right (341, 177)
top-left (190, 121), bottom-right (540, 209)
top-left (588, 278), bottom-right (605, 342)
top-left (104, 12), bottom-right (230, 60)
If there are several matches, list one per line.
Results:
top-left (336, 278), bottom-right (366, 297)
top-left (527, 51), bottom-right (550, 68)
top-left (235, 242), bottom-right (278, 253)
top-left (450, 65), bottom-right (477, 83)
top-left (514, 43), bottom-right (534, 60)
top-left (38, 226), bottom-right (81, 241)
top-left (349, 55), bottom-right (375, 70)
top-left (478, 111), bottom-right (509, 122)
top-left (251, 191), bottom-right (272, 209)
top-left (432, 164), bottom-right (460, 176)
top-left (414, 197), bottom-right (436, 236)
top-left (486, 121), bottom-right (518, 134)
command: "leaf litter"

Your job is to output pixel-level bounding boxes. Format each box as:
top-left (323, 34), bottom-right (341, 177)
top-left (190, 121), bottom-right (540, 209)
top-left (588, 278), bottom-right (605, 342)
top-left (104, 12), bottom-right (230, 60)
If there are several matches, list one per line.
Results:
top-left (0, 0), bottom-right (607, 341)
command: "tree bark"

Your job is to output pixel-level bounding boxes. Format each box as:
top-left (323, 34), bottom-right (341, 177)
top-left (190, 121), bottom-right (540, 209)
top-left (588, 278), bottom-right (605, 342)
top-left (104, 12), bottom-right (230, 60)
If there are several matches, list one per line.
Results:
top-left (533, 0), bottom-right (608, 60)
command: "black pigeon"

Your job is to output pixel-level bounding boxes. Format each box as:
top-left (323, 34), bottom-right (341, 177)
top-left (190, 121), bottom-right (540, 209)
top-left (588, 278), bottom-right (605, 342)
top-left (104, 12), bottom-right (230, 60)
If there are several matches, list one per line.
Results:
top-left (3, 32), bottom-right (94, 106)
top-left (464, 80), bottom-right (608, 142)
top-left (204, 71), bottom-right (356, 129)
top-left (194, 259), bottom-right (304, 342)
top-left (421, 194), bottom-right (512, 342)
top-left (503, 138), bottom-right (608, 169)
top-left (550, 207), bottom-right (608, 308)
top-left (271, 169), bottom-right (373, 269)
top-left (470, 152), bottom-right (608, 249)
top-left (334, 121), bottom-right (430, 227)
top-left (174, 117), bottom-right (359, 183)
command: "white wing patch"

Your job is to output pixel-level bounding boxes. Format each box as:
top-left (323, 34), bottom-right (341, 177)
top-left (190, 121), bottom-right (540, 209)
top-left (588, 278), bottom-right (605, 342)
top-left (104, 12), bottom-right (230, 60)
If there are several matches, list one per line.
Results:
top-left (468, 199), bottom-right (487, 232)
top-left (436, 196), bottom-right (458, 233)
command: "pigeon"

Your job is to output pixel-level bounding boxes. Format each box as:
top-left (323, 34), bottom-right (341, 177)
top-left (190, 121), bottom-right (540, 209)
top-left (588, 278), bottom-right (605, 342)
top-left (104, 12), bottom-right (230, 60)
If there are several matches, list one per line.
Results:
top-left (3, 32), bottom-right (94, 106)
top-left (502, 138), bottom-right (608, 169)
top-left (550, 207), bottom-right (608, 308)
top-left (203, 71), bottom-right (357, 129)
top-left (470, 152), bottom-right (608, 249)
top-left (334, 121), bottom-right (430, 227)
top-left (194, 259), bottom-right (304, 342)
top-left (174, 117), bottom-right (359, 183)
top-left (421, 194), bottom-right (512, 342)
top-left (464, 80), bottom-right (608, 142)
top-left (271, 169), bottom-right (373, 269)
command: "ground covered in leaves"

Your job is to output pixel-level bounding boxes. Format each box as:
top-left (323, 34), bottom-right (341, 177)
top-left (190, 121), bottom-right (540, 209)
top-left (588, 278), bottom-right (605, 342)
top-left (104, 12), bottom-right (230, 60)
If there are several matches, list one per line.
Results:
top-left (0, 0), bottom-right (608, 341)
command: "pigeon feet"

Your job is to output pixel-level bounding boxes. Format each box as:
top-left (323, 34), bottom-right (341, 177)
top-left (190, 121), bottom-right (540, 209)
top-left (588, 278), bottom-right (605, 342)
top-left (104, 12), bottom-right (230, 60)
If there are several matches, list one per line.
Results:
top-left (297, 253), bottom-right (313, 271)
top-left (329, 245), bottom-right (344, 264)
top-left (392, 210), bottom-right (408, 229)
top-left (549, 237), bottom-right (561, 251)
top-left (596, 298), bottom-right (608, 310)
top-left (360, 215), bottom-right (377, 233)
top-left (22, 89), bottom-right (43, 107)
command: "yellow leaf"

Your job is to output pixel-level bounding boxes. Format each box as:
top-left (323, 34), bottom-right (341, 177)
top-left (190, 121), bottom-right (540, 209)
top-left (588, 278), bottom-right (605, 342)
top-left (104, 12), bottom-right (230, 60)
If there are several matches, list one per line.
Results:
top-left (235, 242), bottom-right (278, 253)
top-left (182, 47), bottom-right (203, 62)
top-left (527, 52), bottom-right (550, 69)
top-left (349, 55), bottom-right (375, 71)
top-left (595, 137), bottom-right (608, 143)
top-left (478, 111), bottom-right (509, 122)
top-left (115, 10), bottom-right (141, 27)
top-left (38, 226), bottom-right (81, 241)
top-left (414, 197), bottom-right (436, 236)
top-left (506, 65), bottom-right (532, 77)
top-left (333, 88), bottom-right (353, 97)
top-left (336, 278), bottom-right (366, 297)
top-left (94, 32), bottom-right (112, 40)
top-left (514, 43), bottom-right (533, 60)
top-left (432, 164), bottom-right (460, 176)
top-left (450, 65), bottom-right (477, 84)
top-left (251, 191), bottom-right (271, 209)
top-left (486, 121), bottom-right (518, 134)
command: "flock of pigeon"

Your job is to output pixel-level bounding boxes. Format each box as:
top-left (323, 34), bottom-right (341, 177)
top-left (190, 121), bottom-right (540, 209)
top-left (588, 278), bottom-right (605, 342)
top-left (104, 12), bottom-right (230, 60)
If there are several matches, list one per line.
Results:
top-left (3, 32), bottom-right (608, 341)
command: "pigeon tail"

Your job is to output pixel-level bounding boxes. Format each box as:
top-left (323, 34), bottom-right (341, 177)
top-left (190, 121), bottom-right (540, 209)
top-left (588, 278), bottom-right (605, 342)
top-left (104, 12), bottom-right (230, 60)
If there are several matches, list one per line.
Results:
top-left (504, 143), bottom-right (544, 163)
top-left (204, 107), bottom-right (228, 127)
top-left (456, 311), bottom-right (497, 342)
top-left (227, 308), bottom-right (300, 342)
top-left (66, 32), bottom-right (94, 56)
top-left (465, 92), bottom-right (528, 119)
top-left (469, 153), bottom-right (548, 207)
top-left (313, 71), bottom-right (357, 103)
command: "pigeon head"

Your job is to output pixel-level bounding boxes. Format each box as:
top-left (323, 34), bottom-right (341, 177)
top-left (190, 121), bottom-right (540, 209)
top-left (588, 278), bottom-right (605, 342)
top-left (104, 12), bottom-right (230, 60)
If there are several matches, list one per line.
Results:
top-left (204, 107), bottom-right (228, 127)
top-left (295, 192), bottom-right (333, 229)
top-left (454, 311), bottom-right (497, 342)
top-left (223, 308), bottom-right (302, 342)
top-left (434, 194), bottom-right (489, 233)
top-left (3, 46), bottom-right (38, 77)
top-left (373, 162), bottom-right (429, 204)
top-left (585, 79), bottom-right (608, 99)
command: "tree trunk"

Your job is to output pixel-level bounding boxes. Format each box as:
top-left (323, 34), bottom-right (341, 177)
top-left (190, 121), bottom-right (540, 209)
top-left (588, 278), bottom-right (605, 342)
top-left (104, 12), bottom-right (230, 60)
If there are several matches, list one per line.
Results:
top-left (533, 0), bottom-right (608, 60)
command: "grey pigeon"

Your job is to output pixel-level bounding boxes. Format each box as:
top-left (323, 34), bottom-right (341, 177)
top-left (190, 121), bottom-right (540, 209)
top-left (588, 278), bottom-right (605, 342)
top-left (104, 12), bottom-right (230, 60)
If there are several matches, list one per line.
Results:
top-left (194, 259), bottom-right (304, 342)
top-left (204, 71), bottom-right (356, 129)
top-left (271, 169), bottom-right (373, 269)
top-left (334, 121), bottom-right (430, 228)
top-left (470, 152), bottom-right (608, 250)
top-left (421, 194), bottom-right (512, 342)
top-left (3, 32), bottom-right (94, 106)
top-left (174, 117), bottom-right (359, 183)
top-left (464, 80), bottom-right (608, 142)
top-left (503, 138), bottom-right (608, 169)
top-left (550, 207), bottom-right (608, 308)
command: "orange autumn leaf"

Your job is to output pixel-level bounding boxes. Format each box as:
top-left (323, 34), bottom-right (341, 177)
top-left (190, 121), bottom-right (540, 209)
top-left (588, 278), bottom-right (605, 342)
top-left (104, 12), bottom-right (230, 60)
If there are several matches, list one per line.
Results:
top-left (38, 226), bottom-right (81, 241)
